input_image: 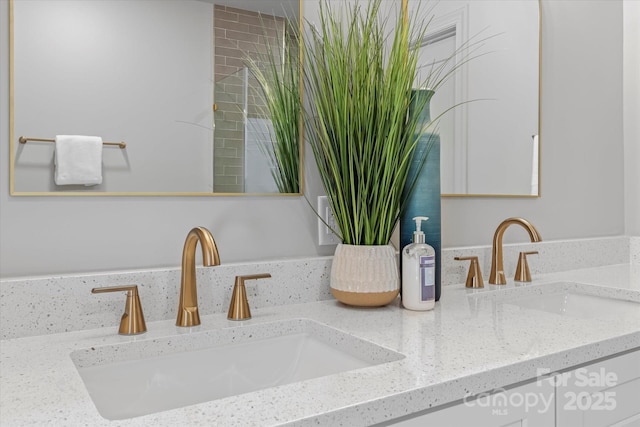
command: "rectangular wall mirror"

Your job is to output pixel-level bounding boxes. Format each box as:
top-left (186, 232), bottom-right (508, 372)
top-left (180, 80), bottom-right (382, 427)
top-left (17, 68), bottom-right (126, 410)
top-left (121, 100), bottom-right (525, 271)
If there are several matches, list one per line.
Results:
top-left (10, 0), bottom-right (539, 197)
top-left (409, 0), bottom-right (541, 197)
top-left (9, 0), bottom-right (302, 196)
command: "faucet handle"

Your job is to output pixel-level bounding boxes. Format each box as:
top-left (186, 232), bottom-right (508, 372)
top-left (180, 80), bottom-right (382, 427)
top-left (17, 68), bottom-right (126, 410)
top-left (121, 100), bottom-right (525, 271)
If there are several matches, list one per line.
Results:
top-left (514, 251), bottom-right (538, 282)
top-left (228, 273), bottom-right (271, 321)
top-left (92, 285), bottom-right (147, 335)
top-left (454, 256), bottom-right (484, 288)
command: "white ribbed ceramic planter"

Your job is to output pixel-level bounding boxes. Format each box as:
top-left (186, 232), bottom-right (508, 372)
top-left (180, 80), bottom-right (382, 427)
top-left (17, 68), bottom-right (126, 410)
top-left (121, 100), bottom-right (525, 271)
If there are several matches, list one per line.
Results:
top-left (330, 244), bottom-right (400, 307)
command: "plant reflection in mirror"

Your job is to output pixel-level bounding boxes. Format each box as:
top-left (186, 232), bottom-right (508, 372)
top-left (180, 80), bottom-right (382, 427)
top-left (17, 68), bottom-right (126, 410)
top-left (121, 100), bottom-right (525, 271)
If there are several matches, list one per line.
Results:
top-left (245, 12), bottom-right (301, 194)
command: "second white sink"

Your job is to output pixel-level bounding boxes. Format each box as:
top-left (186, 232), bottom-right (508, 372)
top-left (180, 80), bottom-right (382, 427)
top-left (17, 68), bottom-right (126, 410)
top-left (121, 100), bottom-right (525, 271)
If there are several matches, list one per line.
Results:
top-left (471, 282), bottom-right (640, 320)
top-left (71, 318), bottom-right (403, 420)
top-left (504, 291), bottom-right (640, 319)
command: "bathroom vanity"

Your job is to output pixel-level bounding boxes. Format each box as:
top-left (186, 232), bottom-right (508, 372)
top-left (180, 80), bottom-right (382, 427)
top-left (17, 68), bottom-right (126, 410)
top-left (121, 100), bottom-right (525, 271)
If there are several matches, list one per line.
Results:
top-left (1, 255), bottom-right (638, 426)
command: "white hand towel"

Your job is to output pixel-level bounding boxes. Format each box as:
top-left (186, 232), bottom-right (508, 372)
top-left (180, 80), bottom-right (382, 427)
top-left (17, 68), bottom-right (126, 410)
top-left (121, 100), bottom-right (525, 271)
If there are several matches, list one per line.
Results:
top-left (54, 135), bottom-right (103, 186)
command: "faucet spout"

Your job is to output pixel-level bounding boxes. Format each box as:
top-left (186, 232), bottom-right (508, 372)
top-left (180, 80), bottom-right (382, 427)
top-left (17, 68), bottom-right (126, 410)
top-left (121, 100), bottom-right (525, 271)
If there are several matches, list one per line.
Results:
top-left (176, 226), bottom-right (220, 327)
top-left (489, 217), bottom-right (541, 285)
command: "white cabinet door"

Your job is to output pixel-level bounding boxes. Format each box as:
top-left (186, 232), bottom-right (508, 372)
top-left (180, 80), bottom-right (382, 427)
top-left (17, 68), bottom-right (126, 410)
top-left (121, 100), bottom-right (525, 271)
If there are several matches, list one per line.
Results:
top-left (556, 349), bottom-right (640, 427)
top-left (386, 378), bottom-right (555, 427)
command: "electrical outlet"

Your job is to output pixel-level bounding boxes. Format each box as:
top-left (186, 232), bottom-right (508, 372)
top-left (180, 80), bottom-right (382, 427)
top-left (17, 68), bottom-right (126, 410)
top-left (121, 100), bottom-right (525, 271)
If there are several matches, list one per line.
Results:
top-left (317, 196), bottom-right (341, 245)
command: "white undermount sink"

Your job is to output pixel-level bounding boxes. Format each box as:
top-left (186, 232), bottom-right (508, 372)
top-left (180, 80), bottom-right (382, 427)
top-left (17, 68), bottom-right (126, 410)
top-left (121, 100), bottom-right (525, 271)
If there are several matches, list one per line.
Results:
top-left (71, 318), bottom-right (403, 420)
top-left (505, 291), bottom-right (640, 319)
top-left (472, 282), bottom-right (640, 320)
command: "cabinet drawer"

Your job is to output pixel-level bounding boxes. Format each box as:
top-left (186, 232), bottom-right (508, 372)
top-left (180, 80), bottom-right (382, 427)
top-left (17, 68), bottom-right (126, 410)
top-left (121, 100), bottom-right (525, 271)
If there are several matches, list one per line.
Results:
top-left (384, 379), bottom-right (555, 427)
top-left (556, 349), bottom-right (640, 427)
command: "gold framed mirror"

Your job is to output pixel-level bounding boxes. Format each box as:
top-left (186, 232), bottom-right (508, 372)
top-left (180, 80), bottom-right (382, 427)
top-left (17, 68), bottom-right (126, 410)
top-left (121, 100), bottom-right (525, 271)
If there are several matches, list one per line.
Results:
top-left (10, 0), bottom-right (540, 198)
top-left (9, 0), bottom-right (303, 196)
top-left (406, 0), bottom-right (541, 197)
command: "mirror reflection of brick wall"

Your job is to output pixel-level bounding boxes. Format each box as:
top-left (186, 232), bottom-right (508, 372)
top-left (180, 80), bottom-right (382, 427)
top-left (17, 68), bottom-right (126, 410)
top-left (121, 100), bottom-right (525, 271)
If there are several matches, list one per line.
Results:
top-left (213, 5), bottom-right (285, 193)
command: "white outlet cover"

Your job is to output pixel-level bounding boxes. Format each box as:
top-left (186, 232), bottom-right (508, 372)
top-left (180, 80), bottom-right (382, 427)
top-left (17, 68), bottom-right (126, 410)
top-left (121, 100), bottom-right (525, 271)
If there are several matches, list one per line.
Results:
top-left (317, 196), bottom-right (341, 245)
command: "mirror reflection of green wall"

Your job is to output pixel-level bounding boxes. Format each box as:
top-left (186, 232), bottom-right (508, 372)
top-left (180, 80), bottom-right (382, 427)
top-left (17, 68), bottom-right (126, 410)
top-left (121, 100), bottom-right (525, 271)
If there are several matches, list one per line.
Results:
top-left (9, 0), bottom-right (302, 196)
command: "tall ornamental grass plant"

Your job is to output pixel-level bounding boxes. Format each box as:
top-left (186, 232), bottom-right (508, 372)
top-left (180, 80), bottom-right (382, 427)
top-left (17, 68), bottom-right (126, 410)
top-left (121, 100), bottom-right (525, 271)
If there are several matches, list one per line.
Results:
top-left (303, 0), bottom-right (451, 245)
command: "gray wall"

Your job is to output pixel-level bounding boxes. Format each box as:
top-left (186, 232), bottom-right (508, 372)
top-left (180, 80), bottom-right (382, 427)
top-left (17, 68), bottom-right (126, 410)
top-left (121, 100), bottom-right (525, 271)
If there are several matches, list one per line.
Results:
top-left (624, 0), bottom-right (640, 235)
top-left (0, 0), bottom-right (629, 278)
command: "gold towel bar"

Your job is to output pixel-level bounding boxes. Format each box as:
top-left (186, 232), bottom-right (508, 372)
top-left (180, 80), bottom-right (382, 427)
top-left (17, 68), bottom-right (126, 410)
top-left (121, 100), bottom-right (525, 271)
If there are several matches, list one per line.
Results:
top-left (18, 136), bottom-right (126, 149)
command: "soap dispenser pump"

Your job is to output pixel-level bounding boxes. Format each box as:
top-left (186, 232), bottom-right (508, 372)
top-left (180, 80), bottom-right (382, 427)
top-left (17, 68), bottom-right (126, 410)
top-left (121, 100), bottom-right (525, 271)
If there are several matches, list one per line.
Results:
top-left (401, 216), bottom-right (436, 311)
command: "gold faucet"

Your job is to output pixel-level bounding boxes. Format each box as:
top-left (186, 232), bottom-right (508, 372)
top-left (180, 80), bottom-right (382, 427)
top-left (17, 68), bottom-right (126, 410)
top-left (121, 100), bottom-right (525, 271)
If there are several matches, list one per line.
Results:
top-left (489, 218), bottom-right (542, 285)
top-left (176, 226), bottom-right (220, 327)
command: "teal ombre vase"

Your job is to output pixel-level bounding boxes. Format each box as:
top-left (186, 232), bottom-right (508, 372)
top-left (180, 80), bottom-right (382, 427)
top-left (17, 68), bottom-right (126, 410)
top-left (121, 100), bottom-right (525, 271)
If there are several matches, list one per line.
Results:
top-left (400, 89), bottom-right (441, 301)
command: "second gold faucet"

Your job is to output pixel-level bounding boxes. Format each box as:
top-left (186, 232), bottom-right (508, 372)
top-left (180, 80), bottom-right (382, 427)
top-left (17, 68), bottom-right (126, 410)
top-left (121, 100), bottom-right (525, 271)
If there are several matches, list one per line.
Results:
top-left (489, 218), bottom-right (542, 285)
top-left (176, 227), bottom-right (220, 327)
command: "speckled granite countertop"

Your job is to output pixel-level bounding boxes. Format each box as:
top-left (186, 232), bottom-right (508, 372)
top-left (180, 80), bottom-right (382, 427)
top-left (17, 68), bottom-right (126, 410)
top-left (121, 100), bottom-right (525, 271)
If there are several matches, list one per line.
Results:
top-left (1, 264), bottom-right (639, 426)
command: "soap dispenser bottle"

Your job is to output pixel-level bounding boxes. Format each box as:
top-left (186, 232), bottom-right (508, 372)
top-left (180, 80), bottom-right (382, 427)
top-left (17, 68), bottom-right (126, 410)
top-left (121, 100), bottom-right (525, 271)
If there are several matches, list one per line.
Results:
top-left (402, 216), bottom-right (436, 311)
